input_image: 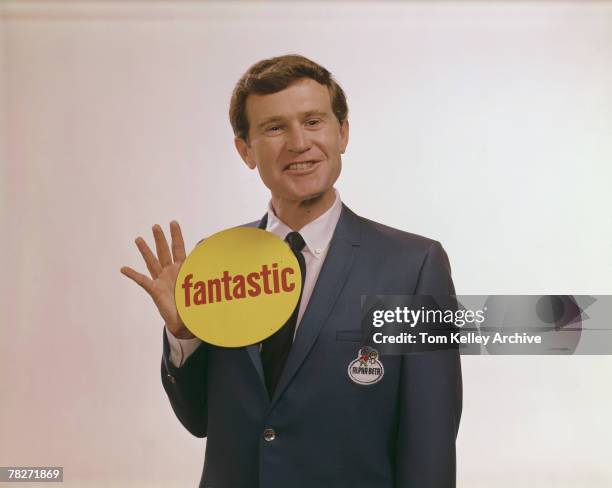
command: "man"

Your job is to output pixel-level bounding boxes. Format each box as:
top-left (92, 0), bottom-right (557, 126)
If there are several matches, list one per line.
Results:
top-left (121, 54), bottom-right (462, 488)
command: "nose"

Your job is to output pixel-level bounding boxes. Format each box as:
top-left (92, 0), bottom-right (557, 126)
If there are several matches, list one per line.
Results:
top-left (286, 125), bottom-right (311, 153)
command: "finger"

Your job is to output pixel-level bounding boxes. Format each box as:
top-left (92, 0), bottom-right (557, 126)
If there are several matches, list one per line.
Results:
top-left (153, 224), bottom-right (173, 267)
top-left (170, 220), bottom-right (186, 263)
top-left (135, 237), bottom-right (163, 279)
top-left (120, 266), bottom-right (154, 294)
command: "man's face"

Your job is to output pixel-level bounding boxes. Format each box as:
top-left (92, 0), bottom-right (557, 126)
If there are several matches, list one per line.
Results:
top-left (235, 78), bottom-right (349, 205)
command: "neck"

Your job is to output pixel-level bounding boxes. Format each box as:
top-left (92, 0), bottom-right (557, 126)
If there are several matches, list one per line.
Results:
top-left (271, 188), bottom-right (336, 231)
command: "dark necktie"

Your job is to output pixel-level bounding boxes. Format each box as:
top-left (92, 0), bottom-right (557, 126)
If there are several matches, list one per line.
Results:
top-left (261, 231), bottom-right (306, 398)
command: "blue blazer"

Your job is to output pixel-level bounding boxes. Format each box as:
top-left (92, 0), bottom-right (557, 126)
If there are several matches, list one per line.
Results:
top-left (161, 204), bottom-right (462, 488)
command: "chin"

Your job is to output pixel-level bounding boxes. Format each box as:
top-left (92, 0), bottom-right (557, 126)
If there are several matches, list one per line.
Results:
top-left (299, 189), bottom-right (334, 206)
top-left (274, 180), bottom-right (334, 204)
top-left (290, 184), bottom-right (324, 198)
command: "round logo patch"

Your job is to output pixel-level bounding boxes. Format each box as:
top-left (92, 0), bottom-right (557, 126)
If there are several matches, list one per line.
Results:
top-left (175, 227), bottom-right (302, 347)
top-left (347, 347), bottom-right (385, 385)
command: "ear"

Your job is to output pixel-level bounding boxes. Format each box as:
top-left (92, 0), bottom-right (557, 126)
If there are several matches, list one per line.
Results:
top-left (234, 137), bottom-right (257, 169)
top-left (339, 119), bottom-right (349, 154)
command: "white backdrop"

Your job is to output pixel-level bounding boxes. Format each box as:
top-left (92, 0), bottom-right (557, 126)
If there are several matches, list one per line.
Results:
top-left (2, 1), bottom-right (612, 487)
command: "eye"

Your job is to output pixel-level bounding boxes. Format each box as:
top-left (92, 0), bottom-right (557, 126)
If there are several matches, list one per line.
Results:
top-left (306, 119), bottom-right (321, 127)
top-left (265, 125), bottom-right (283, 134)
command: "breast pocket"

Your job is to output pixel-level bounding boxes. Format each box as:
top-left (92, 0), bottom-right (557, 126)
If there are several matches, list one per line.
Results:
top-left (335, 330), bottom-right (365, 342)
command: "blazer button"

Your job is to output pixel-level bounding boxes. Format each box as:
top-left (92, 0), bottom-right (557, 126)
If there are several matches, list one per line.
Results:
top-left (166, 374), bottom-right (176, 384)
top-left (263, 428), bottom-right (276, 442)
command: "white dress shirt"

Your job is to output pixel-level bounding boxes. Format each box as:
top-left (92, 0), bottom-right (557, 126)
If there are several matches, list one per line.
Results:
top-left (166, 190), bottom-right (343, 368)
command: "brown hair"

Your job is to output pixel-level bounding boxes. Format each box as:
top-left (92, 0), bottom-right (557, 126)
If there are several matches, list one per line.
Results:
top-left (229, 54), bottom-right (348, 142)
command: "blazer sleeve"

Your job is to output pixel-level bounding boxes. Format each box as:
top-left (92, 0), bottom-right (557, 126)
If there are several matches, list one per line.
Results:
top-left (395, 241), bottom-right (463, 487)
top-left (161, 327), bottom-right (209, 438)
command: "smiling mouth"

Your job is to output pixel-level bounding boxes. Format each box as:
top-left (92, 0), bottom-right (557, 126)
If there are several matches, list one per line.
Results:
top-left (285, 160), bottom-right (318, 171)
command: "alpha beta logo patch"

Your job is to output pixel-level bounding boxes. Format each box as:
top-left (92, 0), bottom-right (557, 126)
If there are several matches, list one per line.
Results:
top-left (347, 346), bottom-right (384, 385)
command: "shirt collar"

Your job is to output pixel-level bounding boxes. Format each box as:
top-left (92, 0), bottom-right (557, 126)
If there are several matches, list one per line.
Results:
top-left (265, 189), bottom-right (342, 259)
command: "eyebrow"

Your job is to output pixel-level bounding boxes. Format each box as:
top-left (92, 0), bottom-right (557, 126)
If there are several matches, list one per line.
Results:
top-left (256, 110), bottom-right (328, 129)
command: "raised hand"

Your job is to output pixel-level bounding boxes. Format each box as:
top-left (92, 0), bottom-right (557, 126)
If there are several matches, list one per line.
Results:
top-left (120, 220), bottom-right (195, 339)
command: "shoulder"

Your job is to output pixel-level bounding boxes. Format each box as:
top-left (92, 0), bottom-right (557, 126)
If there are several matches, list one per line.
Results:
top-left (350, 209), bottom-right (454, 292)
top-left (346, 207), bottom-right (454, 293)
top-left (350, 208), bottom-right (444, 259)
top-left (240, 219), bottom-right (263, 229)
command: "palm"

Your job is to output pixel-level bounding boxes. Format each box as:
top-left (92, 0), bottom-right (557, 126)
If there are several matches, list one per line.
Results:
top-left (149, 262), bottom-right (182, 326)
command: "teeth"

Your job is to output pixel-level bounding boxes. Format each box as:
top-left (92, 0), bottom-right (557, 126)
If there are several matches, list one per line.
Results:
top-left (288, 161), bottom-right (314, 170)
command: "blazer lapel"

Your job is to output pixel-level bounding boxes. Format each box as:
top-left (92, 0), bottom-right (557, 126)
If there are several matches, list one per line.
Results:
top-left (245, 213), bottom-right (269, 391)
top-left (270, 204), bottom-right (362, 408)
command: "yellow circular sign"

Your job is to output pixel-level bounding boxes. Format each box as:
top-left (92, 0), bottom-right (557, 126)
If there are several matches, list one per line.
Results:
top-left (175, 227), bottom-right (302, 347)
